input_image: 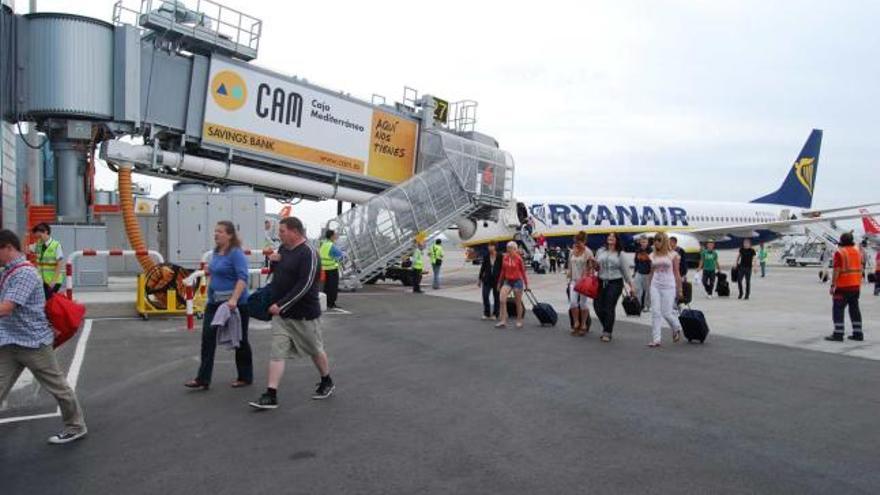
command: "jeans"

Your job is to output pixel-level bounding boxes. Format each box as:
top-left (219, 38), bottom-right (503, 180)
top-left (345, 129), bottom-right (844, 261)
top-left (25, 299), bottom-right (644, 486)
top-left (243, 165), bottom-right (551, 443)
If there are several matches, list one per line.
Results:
top-left (737, 267), bottom-right (752, 298)
top-left (634, 273), bottom-right (651, 309)
top-left (324, 269), bottom-right (339, 308)
top-left (432, 263), bottom-right (441, 289)
top-left (650, 285), bottom-right (682, 343)
top-left (481, 282), bottom-right (500, 317)
top-left (0, 344), bottom-right (86, 431)
top-left (196, 302), bottom-right (253, 384)
top-left (760, 262), bottom-right (766, 277)
top-left (593, 278), bottom-right (623, 334)
top-left (702, 270), bottom-right (717, 295)
top-left (832, 290), bottom-right (862, 335)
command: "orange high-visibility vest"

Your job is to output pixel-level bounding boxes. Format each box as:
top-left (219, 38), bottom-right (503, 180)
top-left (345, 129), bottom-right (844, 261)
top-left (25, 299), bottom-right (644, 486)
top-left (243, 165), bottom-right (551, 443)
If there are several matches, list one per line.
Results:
top-left (836, 246), bottom-right (862, 289)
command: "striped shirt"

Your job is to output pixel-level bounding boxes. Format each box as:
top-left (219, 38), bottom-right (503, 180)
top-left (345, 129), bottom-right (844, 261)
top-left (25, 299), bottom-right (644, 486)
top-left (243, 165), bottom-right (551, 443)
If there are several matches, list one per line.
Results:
top-left (0, 256), bottom-right (52, 348)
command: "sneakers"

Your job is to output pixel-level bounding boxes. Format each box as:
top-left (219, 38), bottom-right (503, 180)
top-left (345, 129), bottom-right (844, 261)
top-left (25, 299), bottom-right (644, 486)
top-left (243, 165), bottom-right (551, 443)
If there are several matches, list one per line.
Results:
top-left (312, 380), bottom-right (335, 400)
top-left (248, 393), bottom-right (279, 410)
top-left (48, 427), bottom-right (87, 445)
top-left (824, 333), bottom-right (844, 342)
top-left (847, 333), bottom-right (865, 342)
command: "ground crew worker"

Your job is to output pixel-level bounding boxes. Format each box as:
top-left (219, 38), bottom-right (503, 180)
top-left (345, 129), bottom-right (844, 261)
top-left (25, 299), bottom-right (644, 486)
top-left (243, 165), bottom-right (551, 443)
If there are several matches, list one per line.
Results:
top-left (758, 242), bottom-right (769, 278)
top-left (320, 230), bottom-right (343, 309)
top-left (429, 239), bottom-right (444, 290)
top-left (31, 223), bottom-right (64, 294)
top-left (825, 232), bottom-right (864, 342)
top-left (411, 240), bottom-right (425, 293)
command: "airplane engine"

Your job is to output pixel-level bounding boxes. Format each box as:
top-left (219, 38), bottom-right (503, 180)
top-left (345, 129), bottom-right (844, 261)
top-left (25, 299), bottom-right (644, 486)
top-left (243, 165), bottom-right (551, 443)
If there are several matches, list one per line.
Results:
top-left (668, 233), bottom-right (702, 253)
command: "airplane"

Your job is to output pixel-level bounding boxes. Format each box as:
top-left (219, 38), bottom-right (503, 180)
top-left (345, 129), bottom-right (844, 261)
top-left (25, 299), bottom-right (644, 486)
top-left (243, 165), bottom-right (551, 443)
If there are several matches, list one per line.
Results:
top-left (861, 208), bottom-right (880, 245)
top-left (457, 129), bottom-right (880, 260)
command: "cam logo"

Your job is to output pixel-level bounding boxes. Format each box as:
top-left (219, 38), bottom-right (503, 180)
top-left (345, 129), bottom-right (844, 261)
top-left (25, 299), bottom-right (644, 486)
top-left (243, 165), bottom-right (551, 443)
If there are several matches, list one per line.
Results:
top-left (211, 70), bottom-right (247, 111)
top-left (793, 157), bottom-right (815, 195)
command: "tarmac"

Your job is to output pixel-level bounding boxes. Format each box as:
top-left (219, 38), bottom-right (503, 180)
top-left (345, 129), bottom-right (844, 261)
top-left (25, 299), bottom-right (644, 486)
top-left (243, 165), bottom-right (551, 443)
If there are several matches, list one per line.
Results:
top-left (2, 249), bottom-right (879, 494)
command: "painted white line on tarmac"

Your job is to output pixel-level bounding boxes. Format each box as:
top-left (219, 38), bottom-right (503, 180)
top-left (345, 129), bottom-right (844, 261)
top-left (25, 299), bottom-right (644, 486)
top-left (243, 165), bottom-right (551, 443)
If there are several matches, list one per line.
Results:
top-left (0, 319), bottom-right (95, 425)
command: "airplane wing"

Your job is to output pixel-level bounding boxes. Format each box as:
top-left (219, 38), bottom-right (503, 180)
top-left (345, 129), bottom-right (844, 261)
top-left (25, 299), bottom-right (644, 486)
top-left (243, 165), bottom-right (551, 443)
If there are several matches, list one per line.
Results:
top-left (688, 210), bottom-right (880, 238)
top-left (801, 202), bottom-right (880, 217)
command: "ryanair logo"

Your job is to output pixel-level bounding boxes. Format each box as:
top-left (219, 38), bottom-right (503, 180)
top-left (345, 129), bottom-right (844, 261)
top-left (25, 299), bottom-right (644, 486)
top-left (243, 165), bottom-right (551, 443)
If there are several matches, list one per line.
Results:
top-left (793, 157), bottom-right (815, 195)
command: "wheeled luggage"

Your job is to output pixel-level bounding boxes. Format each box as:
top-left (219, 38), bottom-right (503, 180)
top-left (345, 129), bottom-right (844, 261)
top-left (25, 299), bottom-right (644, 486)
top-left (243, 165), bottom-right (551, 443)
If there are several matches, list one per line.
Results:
top-left (715, 272), bottom-right (730, 297)
top-left (525, 289), bottom-right (557, 326)
top-left (679, 281), bottom-right (693, 305)
top-left (679, 307), bottom-right (710, 343)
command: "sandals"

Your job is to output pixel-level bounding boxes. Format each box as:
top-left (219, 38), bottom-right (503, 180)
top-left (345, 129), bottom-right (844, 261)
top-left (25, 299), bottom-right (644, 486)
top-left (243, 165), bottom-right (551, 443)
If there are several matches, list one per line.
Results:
top-left (646, 342), bottom-right (661, 348)
top-left (515, 321), bottom-right (524, 329)
top-left (184, 379), bottom-right (209, 390)
top-left (495, 321), bottom-right (507, 328)
top-left (672, 331), bottom-right (682, 343)
top-left (599, 334), bottom-right (612, 343)
top-left (230, 380), bottom-right (252, 388)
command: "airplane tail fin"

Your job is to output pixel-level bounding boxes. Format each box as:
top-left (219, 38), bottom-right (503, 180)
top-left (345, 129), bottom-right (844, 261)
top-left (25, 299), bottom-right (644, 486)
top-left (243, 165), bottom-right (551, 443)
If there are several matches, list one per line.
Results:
top-left (860, 208), bottom-right (880, 235)
top-left (751, 129), bottom-right (822, 209)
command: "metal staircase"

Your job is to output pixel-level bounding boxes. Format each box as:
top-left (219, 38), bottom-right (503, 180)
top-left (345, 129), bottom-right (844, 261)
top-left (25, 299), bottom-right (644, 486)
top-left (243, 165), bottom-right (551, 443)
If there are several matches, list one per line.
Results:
top-left (327, 130), bottom-right (514, 289)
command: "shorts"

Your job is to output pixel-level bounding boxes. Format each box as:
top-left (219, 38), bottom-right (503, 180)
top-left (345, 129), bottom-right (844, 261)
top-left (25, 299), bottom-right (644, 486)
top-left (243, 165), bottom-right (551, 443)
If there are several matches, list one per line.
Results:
top-left (270, 316), bottom-right (325, 360)
top-left (503, 279), bottom-right (524, 290)
top-left (568, 282), bottom-right (590, 309)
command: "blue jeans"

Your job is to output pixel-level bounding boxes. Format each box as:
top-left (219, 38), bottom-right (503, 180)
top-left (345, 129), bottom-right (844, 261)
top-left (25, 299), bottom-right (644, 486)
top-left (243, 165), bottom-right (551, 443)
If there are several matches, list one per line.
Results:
top-left (196, 302), bottom-right (253, 384)
top-left (432, 263), bottom-right (441, 289)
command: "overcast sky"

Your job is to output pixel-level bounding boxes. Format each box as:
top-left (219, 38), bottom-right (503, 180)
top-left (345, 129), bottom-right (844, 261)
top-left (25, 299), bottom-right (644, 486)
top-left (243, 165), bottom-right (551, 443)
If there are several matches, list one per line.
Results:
top-left (28, 0), bottom-right (879, 235)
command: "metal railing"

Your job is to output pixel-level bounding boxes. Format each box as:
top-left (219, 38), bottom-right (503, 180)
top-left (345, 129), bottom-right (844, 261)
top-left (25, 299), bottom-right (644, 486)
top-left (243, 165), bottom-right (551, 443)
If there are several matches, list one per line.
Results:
top-left (328, 130), bottom-right (514, 288)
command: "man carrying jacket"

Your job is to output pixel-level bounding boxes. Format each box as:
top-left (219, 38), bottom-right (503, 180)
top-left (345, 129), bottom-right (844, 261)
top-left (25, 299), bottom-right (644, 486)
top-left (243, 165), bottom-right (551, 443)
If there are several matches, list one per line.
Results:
top-left (249, 217), bottom-right (334, 410)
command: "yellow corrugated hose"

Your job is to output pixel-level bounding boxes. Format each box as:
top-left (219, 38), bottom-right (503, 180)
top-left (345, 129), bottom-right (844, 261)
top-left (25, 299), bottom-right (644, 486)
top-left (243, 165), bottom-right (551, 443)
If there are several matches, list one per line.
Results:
top-left (118, 163), bottom-right (191, 309)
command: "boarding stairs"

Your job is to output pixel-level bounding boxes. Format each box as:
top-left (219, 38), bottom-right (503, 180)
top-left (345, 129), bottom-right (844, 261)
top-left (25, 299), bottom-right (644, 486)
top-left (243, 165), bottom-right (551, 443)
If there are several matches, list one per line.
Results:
top-left (804, 222), bottom-right (845, 250)
top-left (327, 130), bottom-right (514, 289)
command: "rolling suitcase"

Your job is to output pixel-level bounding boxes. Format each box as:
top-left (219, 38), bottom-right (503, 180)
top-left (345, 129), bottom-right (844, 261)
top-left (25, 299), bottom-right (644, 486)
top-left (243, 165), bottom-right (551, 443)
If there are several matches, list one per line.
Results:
top-left (715, 272), bottom-right (730, 297)
top-left (868, 272), bottom-right (877, 284)
top-left (679, 306), bottom-right (710, 343)
top-left (525, 289), bottom-right (558, 326)
top-left (506, 294), bottom-right (519, 319)
top-left (621, 294), bottom-right (642, 316)
top-left (679, 281), bottom-right (693, 305)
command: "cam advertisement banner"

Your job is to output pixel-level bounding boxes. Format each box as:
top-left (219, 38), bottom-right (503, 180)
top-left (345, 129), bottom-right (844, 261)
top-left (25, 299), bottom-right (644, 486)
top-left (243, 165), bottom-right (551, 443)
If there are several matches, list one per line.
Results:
top-left (202, 57), bottom-right (417, 184)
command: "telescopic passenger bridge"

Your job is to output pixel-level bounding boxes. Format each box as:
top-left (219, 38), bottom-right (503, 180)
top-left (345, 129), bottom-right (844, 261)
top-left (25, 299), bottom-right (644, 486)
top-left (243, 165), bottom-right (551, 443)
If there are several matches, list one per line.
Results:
top-left (0, 0), bottom-right (515, 288)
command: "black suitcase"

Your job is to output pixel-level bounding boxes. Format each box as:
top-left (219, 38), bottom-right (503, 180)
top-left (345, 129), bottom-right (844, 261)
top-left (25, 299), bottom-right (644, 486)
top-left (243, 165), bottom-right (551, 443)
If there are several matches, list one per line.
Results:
top-left (506, 295), bottom-right (520, 319)
top-left (679, 307), bottom-right (710, 343)
top-left (730, 267), bottom-right (740, 283)
top-left (525, 290), bottom-right (557, 326)
top-left (869, 272), bottom-right (877, 283)
top-left (679, 281), bottom-right (693, 305)
top-left (621, 294), bottom-right (642, 316)
top-left (715, 273), bottom-right (730, 297)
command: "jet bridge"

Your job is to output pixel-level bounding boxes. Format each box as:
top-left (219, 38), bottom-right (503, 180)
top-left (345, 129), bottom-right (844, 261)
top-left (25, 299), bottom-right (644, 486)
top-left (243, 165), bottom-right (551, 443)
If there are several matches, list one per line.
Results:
top-left (0, 0), bottom-right (514, 287)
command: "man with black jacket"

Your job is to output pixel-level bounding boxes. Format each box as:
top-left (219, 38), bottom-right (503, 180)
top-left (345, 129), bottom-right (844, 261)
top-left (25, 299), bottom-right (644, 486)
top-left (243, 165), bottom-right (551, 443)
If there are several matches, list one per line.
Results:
top-left (477, 243), bottom-right (503, 319)
top-left (249, 217), bottom-right (334, 410)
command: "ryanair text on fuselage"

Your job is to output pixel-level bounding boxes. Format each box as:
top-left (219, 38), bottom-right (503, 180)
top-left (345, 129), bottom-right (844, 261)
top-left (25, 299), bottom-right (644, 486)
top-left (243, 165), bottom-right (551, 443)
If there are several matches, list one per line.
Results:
top-left (530, 203), bottom-right (689, 227)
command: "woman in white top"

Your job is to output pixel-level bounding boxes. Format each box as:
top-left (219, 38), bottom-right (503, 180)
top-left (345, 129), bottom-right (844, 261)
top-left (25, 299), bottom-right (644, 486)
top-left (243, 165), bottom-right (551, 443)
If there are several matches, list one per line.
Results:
top-left (567, 231), bottom-right (596, 336)
top-left (647, 232), bottom-right (684, 347)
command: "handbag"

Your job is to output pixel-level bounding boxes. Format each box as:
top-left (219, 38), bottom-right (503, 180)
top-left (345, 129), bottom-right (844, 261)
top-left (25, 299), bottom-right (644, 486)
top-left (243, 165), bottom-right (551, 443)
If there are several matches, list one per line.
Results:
top-left (45, 293), bottom-right (86, 348)
top-left (247, 276), bottom-right (274, 321)
top-left (574, 273), bottom-right (599, 299)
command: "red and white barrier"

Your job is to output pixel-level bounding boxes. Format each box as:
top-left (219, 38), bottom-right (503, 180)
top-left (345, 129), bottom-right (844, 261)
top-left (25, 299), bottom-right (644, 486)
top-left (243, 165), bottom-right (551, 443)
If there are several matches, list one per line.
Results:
top-left (183, 267), bottom-right (271, 331)
top-left (66, 249), bottom-right (164, 299)
top-left (199, 248), bottom-right (275, 271)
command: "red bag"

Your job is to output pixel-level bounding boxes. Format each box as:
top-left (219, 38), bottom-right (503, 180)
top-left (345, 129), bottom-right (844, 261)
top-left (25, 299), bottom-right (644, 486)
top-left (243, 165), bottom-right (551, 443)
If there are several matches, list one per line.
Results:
top-left (46, 293), bottom-right (86, 348)
top-left (574, 274), bottom-right (599, 299)
top-left (1, 262), bottom-right (85, 348)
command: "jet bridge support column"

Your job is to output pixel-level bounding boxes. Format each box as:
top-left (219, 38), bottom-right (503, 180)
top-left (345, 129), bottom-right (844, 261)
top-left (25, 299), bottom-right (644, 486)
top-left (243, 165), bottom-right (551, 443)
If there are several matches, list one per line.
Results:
top-left (51, 138), bottom-right (88, 223)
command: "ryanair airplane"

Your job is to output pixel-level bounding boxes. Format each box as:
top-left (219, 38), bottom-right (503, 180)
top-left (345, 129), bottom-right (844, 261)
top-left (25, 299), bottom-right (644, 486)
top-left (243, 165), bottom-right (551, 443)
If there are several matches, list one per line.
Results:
top-left (458, 129), bottom-right (879, 256)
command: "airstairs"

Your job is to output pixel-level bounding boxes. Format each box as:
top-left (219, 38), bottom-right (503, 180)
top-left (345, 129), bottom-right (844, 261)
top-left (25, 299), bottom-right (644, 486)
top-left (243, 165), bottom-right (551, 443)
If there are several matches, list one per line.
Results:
top-left (327, 130), bottom-right (514, 289)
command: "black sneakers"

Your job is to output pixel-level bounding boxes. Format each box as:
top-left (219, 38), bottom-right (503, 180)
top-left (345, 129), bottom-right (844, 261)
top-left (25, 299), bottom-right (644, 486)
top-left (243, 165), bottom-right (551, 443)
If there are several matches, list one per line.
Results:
top-left (48, 427), bottom-right (88, 445)
top-left (824, 333), bottom-right (844, 342)
top-left (312, 380), bottom-right (335, 400)
top-left (847, 333), bottom-right (865, 342)
top-left (249, 393), bottom-right (279, 410)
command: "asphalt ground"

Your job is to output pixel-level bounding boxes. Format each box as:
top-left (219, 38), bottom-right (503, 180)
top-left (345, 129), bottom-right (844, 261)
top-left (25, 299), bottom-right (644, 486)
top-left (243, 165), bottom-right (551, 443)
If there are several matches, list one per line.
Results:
top-left (2, 290), bottom-right (879, 494)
